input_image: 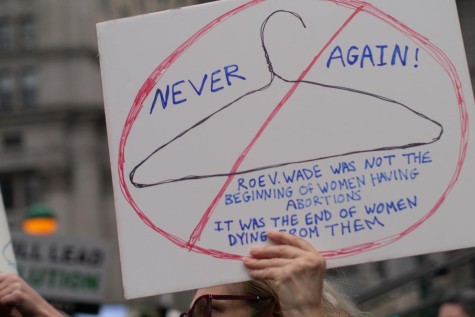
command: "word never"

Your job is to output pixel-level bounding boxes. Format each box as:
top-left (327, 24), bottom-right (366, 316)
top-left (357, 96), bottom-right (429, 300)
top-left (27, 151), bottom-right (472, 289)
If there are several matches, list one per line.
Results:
top-left (149, 64), bottom-right (246, 113)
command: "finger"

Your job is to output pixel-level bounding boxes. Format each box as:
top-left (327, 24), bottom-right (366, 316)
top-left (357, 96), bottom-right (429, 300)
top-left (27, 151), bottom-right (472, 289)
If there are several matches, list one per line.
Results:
top-left (250, 244), bottom-right (305, 259)
top-left (246, 266), bottom-right (284, 281)
top-left (266, 231), bottom-right (316, 252)
top-left (0, 285), bottom-right (16, 301)
top-left (243, 257), bottom-right (291, 269)
top-left (0, 293), bottom-right (15, 305)
top-left (0, 274), bottom-right (17, 288)
top-left (0, 274), bottom-right (7, 287)
top-left (0, 276), bottom-right (20, 291)
top-left (0, 282), bottom-right (12, 294)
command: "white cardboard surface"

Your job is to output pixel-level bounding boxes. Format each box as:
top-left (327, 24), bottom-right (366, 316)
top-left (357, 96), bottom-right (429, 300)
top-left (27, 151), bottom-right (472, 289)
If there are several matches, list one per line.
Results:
top-left (0, 189), bottom-right (17, 274)
top-left (97, 0), bottom-right (475, 298)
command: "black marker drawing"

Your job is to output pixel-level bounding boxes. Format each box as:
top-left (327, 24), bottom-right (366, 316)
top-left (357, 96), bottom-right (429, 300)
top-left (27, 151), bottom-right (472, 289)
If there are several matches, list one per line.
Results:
top-left (129, 10), bottom-right (443, 190)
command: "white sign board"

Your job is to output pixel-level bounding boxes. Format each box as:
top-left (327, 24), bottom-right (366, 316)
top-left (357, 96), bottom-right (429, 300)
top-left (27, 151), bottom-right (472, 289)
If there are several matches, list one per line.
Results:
top-left (97, 0), bottom-right (475, 298)
top-left (12, 232), bottom-right (111, 303)
top-left (0, 189), bottom-right (17, 274)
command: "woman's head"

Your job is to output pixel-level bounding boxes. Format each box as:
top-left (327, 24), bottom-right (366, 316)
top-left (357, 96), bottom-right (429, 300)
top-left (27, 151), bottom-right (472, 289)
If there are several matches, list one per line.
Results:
top-left (185, 279), bottom-right (360, 317)
top-left (241, 279), bottom-right (360, 317)
top-left (185, 283), bottom-right (273, 317)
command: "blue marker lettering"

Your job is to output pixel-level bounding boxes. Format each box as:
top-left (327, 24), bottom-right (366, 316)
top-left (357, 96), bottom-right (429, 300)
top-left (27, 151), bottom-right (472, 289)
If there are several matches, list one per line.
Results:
top-left (224, 64), bottom-right (246, 85)
top-left (210, 69), bottom-right (224, 92)
top-left (326, 45), bottom-right (345, 68)
top-left (360, 45), bottom-right (375, 68)
top-left (391, 44), bottom-right (408, 66)
top-left (150, 85), bottom-right (170, 114)
top-left (188, 74), bottom-right (208, 96)
top-left (171, 80), bottom-right (187, 104)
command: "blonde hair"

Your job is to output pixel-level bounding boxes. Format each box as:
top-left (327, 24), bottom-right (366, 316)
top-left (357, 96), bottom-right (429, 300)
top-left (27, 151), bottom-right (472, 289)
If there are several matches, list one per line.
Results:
top-left (321, 279), bottom-right (362, 317)
top-left (237, 279), bottom-right (362, 317)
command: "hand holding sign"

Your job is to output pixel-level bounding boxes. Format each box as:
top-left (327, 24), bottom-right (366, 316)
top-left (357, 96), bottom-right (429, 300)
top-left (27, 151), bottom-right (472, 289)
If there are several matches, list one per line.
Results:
top-left (0, 273), bottom-right (65, 317)
top-left (244, 231), bottom-right (327, 317)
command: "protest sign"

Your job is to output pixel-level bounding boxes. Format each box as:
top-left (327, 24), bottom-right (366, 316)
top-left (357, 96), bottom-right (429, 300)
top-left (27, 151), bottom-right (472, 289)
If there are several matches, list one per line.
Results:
top-left (97, 0), bottom-right (475, 298)
top-left (11, 232), bottom-right (110, 303)
top-left (0, 188), bottom-right (17, 274)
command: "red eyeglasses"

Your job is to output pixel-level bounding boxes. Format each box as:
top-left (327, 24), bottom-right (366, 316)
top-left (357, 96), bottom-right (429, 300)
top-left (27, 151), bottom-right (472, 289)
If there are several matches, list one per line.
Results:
top-left (180, 294), bottom-right (269, 317)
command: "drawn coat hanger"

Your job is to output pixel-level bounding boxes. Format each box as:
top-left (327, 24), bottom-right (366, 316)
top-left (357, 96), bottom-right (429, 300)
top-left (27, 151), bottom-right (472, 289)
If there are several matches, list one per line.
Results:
top-left (129, 10), bottom-right (443, 189)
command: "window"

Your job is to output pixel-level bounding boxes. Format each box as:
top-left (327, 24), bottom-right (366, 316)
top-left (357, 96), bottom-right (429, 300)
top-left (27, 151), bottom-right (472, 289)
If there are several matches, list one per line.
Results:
top-left (20, 68), bottom-right (37, 109)
top-left (119, 5), bottom-right (130, 17)
top-left (0, 174), bottom-right (14, 209)
top-left (100, 0), bottom-right (110, 12)
top-left (175, 0), bottom-right (186, 7)
top-left (2, 132), bottom-right (23, 150)
top-left (0, 172), bottom-right (44, 211)
top-left (0, 19), bottom-right (13, 52)
top-left (0, 71), bottom-right (14, 111)
top-left (18, 16), bottom-right (35, 50)
top-left (25, 173), bottom-right (43, 206)
top-left (0, 68), bottom-right (37, 111)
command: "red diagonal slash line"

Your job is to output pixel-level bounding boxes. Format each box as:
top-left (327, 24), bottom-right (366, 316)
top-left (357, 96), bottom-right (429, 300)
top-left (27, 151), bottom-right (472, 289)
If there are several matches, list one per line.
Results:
top-left (186, 5), bottom-right (367, 249)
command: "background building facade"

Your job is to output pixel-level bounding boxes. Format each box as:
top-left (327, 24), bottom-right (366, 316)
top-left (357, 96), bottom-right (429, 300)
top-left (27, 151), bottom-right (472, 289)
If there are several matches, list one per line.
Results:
top-left (0, 0), bottom-right (205, 311)
top-left (0, 0), bottom-right (474, 316)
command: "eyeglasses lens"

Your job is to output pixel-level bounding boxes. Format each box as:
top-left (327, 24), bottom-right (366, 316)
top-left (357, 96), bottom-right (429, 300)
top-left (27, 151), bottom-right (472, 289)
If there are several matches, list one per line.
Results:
top-left (192, 296), bottom-right (210, 317)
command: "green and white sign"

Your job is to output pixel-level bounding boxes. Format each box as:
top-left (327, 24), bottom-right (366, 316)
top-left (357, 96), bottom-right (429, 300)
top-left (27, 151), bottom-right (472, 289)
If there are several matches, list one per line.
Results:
top-left (12, 232), bottom-right (111, 303)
